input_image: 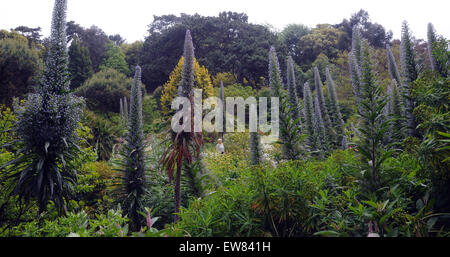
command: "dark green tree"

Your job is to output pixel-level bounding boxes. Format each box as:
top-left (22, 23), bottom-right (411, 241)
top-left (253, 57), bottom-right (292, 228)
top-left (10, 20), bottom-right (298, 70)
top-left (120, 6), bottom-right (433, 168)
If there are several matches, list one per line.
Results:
top-left (68, 36), bottom-right (93, 89)
top-left (100, 42), bottom-right (130, 75)
top-left (0, 32), bottom-right (42, 105)
top-left (141, 12), bottom-right (286, 92)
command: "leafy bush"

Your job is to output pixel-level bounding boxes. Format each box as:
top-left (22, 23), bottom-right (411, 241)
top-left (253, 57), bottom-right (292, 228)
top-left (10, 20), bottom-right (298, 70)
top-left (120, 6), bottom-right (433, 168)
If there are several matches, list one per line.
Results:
top-left (76, 68), bottom-right (132, 113)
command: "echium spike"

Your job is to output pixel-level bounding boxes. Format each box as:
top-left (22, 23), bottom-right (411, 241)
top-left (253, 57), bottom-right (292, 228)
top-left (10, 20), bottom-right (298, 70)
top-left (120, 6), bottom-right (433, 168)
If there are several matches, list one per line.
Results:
top-left (314, 67), bottom-right (334, 143)
top-left (268, 46), bottom-right (283, 97)
top-left (400, 21), bottom-right (418, 137)
top-left (41, 0), bottom-right (70, 95)
top-left (303, 82), bottom-right (315, 148)
top-left (352, 26), bottom-right (362, 67)
top-left (313, 96), bottom-right (326, 152)
top-left (385, 44), bottom-right (402, 86)
top-left (219, 81), bottom-right (225, 139)
top-left (128, 66), bottom-right (144, 142)
top-left (286, 56), bottom-right (301, 124)
top-left (180, 30), bottom-right (195, 98)
top-left (326, 67), bottom-right (345, 144)
top-left (250, 131), bottom-right (262, 165)
top-left (427, 23), bottom-right (438, 72)
top-left (349, 52), bottom-right (362, 105)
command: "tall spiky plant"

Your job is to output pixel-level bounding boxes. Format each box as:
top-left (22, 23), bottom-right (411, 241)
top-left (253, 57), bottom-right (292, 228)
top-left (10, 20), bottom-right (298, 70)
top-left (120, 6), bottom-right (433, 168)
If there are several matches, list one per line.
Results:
top-left (350, 26), bottom-right (363, 105)
top-left (160, 30), bottom-right (203, 223)
top-left (385, 44), bottom-right (402, 86)
top-left (313, 96), bottom-right (327, 153)
top-left (314, 67), bottom-right (334, 144)
top-left (352, 26), bottom-right (362, 67)
top-left (286, 56), bottom-right (301, 124)
top-left (303, 82), bottom-right (315, 149)
top-left (400, 21), bottom-right (418, 137)
top-left (119, 97), bottom-right (124, 120)
top-left (2, 0), bottom-right (84, 215)
top-left (388, 79), bottom-right (406, 145)
top-left (427, 23), bottom-right (447, 77)
top-left (121, 66), bottom-right (147, 231)
top-left (349, 53), bottom-right (362, 105)
top-left (269, 46), bottom-right (283, 98)
top-left (325, 67), bottom-right (345, 145)
top-left (123, 96), bottom-right (129, 121)
top-left (219, 80), bottom-right (225, 140)
top-left (357, 40), bottom-right (391, 185)
top-left (250, 131), bottom-right (262, 165)
top-left (269, 47), bottom-right (301, 160)
top-left (427, 23), bottom-right (438, 72)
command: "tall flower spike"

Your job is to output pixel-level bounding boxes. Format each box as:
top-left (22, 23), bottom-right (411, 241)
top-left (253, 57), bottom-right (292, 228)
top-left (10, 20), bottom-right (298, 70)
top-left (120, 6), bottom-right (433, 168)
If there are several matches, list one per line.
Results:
top-left (219, 80), bottom-right (225, 139)
top-left (427, 23), bottom-right (437, 72)
top-left (400, 21), bottom-right (418, 137)
top-left (122, 65), bottom-right (146, 231)
top-left (349, 52), bottom-right (362, 105)
top-left (352, 26), bottom-right (362, 67)
top-left (41, 0), bottom-right (70, 95)
top-left (303, 82), bottom-right (315, 148)
top-left (358, 39), bottom-right (390, 185)
top-left (286, 56), bottom-right (301, 124)
top-left (250, 130), bottom-right (262, 165)
top-left (386, 44), bottom-right (402, 86)
top-left (314, 67), bottom-right (334, 144)
top-left (180, 30), bottom-right (195, 98)
top-left (269, 46), bottom-right (283, 97)
top-left (326, 67), bottom-right (345, 145)
top-left (313, 96), bottom-right (326, 152)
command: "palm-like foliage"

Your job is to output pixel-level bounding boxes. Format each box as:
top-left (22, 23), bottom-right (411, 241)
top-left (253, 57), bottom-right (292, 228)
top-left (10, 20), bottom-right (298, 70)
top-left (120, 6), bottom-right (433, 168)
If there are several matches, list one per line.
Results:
top-left (1, 0), bottom-right (84, 215)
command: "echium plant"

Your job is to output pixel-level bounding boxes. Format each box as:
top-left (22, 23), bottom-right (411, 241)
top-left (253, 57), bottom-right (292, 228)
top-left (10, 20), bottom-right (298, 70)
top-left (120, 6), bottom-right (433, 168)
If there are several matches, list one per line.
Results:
top-left (387, 79), bottom-right (406, 145)
top-left (400, 21), bottom-right (419, 137)
top-left (427, 23), bottom-right (448, 78)
top-left (1, 0), bottom-right (84, 215)
top-left (303, 82), bottom-right (315, 149)
top-left (313, 96), bottom-right (327, 154)
top-left (314, 67), bottom-right (334, 144)
top-left (269, 46), bottom-right (283, 98)
top-left (350, 26), bottom-right (362, 105)
top-left (270, 47), bottom-right (302, 160)
top-left (120, 66), bottom-right (147, 231)
top-left (286, 56), bottom-right (301, 125)
top-left (250, 130), bottom-right (262, 165)
top-left (160, 30), bottom-right (203, 223)
top-left (427, 23), bottom-right (438, 73)
top-left (357, 40), bottom-right (391, 186)
top-left (385, 44), bottom-right (402, 87)
top-left (219, 80), bottom-right (225, 140)
top-left (325, 67), bottom-right (345, 145)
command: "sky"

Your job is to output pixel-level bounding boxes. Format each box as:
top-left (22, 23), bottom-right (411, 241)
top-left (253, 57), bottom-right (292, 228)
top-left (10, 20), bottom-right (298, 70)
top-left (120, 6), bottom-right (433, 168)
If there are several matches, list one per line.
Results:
top-left (1, 0), bottom-right (449, 43)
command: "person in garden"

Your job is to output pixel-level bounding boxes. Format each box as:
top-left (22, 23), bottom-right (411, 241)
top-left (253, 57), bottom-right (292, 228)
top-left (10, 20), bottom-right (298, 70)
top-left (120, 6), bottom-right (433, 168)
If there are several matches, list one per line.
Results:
top-left (216, 138), bottom-right (225, 154)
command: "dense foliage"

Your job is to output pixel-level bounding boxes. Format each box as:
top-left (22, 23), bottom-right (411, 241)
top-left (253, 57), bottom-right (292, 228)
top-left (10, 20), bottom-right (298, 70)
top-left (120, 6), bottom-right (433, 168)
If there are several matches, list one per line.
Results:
top-left (1, 0), bottom-right (449, 238)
